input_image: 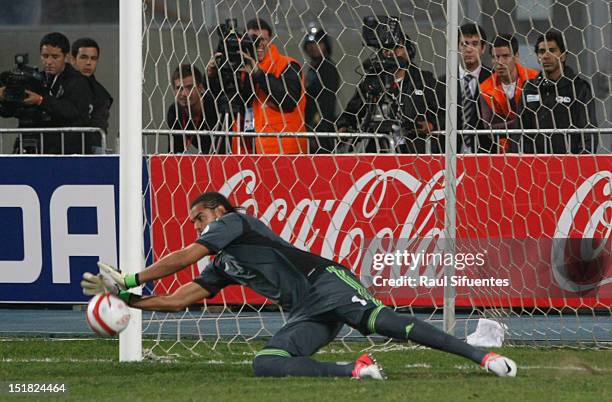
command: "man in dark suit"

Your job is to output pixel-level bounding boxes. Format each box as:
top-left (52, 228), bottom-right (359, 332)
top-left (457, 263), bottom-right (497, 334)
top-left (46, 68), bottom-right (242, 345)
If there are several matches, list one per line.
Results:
top-left (436, 23), bottom-right (493, 153)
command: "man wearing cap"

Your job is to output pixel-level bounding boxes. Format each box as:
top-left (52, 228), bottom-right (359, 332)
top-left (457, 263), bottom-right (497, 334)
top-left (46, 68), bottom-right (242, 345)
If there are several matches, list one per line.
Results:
top-left (303, 25), bottom-right (340, 153)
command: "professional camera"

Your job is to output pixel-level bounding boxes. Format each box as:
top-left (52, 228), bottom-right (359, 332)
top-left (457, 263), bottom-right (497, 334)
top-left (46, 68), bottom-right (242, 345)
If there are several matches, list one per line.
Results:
top-left (362, 15), bottom-right (404, 50)
top-left (357, 17), bottom-right (407, 138)
top-left (214, 19), bottom-right (259, 115)
top-left (215, 18), bottom-right (258, 71)
top-left (0, 54), bottom-right (46, 103)
top-left (360, 52), bottom-right (405, 100)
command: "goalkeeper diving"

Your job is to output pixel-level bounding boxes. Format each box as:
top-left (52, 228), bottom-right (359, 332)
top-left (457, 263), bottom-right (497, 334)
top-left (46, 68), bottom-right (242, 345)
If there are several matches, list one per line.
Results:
top-left (82, 192), bottom-right (517, 379)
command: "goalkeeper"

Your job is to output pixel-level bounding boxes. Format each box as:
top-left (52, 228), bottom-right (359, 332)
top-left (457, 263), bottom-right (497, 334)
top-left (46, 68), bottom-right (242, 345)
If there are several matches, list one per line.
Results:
top-left (82, 192), bottom-right (517, 379)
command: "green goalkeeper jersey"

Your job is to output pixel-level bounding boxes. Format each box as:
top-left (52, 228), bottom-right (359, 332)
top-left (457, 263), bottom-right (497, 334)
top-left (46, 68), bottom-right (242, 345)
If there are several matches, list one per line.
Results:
top-left (194, 212), bottom-right (337, 310)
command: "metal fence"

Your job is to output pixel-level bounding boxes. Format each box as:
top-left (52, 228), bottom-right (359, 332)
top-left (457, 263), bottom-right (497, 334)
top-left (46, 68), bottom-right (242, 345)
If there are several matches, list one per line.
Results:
top-left (0, 127), bottom-right (107, 155)
top-left (1, 127), bottom-right (610, 155)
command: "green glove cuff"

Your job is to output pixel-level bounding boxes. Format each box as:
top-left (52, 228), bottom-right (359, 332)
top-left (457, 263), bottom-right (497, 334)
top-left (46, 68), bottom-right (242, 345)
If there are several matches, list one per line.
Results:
top-left (118, 290), bottom-right (132, 304)
top-left (124, 274), bottom-right (139, 289)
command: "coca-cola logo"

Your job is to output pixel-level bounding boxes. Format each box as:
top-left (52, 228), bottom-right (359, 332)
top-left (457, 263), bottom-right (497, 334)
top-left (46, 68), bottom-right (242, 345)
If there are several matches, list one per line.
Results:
top-left (210, 168), bottom-right (462, 285)
top-left (192, 164), bottom-right (611, 296)
top-left (551, 171), bottom-right (612, 292)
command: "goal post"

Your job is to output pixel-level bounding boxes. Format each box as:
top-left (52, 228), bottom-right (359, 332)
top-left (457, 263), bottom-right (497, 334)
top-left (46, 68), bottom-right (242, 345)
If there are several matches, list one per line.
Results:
top-left (443, 0), bottom-right (459, 335)
top-left (119, 0), bottom-right (143, 362)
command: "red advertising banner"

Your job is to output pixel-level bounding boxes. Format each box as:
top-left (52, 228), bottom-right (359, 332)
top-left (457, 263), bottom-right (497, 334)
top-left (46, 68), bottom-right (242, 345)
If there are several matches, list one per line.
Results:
top-left (149, 155), bottom-right (611, 309)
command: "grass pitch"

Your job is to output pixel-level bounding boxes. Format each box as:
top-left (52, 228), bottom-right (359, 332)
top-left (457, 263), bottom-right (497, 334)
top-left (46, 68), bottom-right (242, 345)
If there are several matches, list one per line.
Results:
top-left (0, 339), bottom-right (610, 402)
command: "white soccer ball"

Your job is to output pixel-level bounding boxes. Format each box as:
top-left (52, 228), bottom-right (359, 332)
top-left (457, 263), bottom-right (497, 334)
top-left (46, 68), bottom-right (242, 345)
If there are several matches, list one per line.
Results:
top-left (86, 293), bottom-right (131, 337)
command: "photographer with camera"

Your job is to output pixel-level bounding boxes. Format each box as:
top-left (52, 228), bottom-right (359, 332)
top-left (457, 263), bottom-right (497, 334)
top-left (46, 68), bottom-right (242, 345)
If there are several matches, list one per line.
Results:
top-left (207, 18), bottom-right (307, 154)
top-left (0, 32), bottom-right (94, 154)
top-left (336, 16), bottom-right (439, 154)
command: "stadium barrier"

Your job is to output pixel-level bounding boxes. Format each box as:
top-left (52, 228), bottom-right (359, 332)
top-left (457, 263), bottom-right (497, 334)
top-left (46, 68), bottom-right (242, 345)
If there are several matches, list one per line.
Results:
top-left (0, 127), bottom-right (107, 154)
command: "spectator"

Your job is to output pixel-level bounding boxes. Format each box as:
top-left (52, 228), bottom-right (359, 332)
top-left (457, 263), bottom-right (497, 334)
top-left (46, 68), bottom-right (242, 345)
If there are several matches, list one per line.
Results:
top-left (0, 32), bottom-right (93, 154)
top-left (302, 24), bottom-right (340, 153)
top-left (71, 37), bottom-right (113, 153)
top-left (167, 64), bottom-right (220, 153)
top-left (239, 18), bottom-right (307, 154)
top-left (479, 34), bottom-right (538, 152)
top-left (336, 30), bottom-right (438, 153)
top-left (519, 30), bottom-right (598, 154)
top-left (437, 23), bottom-right (492, 153)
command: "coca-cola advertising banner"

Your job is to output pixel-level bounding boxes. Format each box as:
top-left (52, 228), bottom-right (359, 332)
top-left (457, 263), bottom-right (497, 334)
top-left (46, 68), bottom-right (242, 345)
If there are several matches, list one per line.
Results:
top-left (149, 155), bottom-right (611, 309)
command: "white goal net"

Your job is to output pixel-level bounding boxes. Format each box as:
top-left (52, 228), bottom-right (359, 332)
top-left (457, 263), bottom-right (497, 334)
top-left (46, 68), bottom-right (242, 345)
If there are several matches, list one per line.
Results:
top-left (138, 0), bottom-right (611, 357)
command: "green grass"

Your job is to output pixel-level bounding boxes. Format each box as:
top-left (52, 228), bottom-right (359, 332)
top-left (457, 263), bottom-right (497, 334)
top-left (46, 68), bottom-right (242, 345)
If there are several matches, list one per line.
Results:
top-left (0, 339), bottom-right (610, 402)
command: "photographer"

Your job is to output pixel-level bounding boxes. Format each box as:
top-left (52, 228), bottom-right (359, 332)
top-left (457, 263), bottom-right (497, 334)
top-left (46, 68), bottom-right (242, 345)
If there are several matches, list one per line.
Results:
top-left (0, 32), bottom-right (94, 154)
top-left (336, 16), bottom-right (438, 153)
top-left (207, 18), bottom-right (307, 154)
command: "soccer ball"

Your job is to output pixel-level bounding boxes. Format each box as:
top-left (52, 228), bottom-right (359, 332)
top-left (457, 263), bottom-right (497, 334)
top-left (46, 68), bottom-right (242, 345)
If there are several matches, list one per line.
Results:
top-left (86, 293), bottom-right (131, 337)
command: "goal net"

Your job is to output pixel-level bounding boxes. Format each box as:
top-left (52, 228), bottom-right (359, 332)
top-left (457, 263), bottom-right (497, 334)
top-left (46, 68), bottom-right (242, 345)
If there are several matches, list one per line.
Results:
top-left (138, 0), bottom-right (611, 357)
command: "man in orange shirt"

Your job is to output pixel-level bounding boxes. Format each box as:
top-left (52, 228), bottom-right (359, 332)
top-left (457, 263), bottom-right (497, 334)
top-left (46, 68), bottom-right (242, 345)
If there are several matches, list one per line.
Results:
top-left (480, 34), bottom-right (538, 151)
top-left (239, 18), bottom-right (307, 154)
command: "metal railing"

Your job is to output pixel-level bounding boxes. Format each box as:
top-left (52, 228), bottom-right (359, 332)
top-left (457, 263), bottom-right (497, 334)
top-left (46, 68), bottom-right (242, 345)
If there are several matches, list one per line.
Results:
top-left (0, 127), bottom-right (107, 154)
top-left (143, 128), bottom-right (611, 155)
top-left (2, 127), bottom-right (609, 155)
top-left (142, 129), bottom-right (395, 154)
top-left (428, 128), bottom-right (611, 154)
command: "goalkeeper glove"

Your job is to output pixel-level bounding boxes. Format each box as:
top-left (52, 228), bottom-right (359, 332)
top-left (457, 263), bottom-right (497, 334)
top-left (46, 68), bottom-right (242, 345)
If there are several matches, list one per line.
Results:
top-left (81, 262), bottom-right (140, 302)
top-left (80, 272), bottom-right (134, 303)
top-left (97, 261), bottom-right (140, 292)
top-left (81, 272), bottom-right (113, 296)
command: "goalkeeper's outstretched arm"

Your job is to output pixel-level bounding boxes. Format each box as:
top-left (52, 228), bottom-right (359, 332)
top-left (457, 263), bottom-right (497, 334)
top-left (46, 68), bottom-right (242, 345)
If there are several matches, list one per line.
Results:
top-left (122, 243), bottom-right (210, 311)
top-left (81, 242), bottom-right (211, 306)
top-left (122, 243), bottom-right (211, 311)
top-left (127, 282), bottom-right (210, 312)
top-left (138, 242), bottom-right (210, 283)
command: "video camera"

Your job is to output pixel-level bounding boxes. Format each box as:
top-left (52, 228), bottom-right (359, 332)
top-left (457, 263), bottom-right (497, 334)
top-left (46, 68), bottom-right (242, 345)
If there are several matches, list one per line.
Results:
top-left (214, 19), bottom-right (260, 115)
top-left (0, 54), bottom-right (46, 103)
top-left (362, 15), bottom-right (404, 50)
top-left (216, 18), bottom-right (258, 71)
top-left (359, 16), bottom-right (411, 96)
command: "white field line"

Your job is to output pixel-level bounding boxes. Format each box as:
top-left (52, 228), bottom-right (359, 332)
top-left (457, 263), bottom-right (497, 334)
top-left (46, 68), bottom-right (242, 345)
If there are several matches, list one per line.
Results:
top-left (0, 357), bottom-right (252, 365)
top-left (0, 338), bottom-right (114, 342)
top-left (452, 364), bottom-right (612, 373)
top-left (2, 357), bottom-right (609, 372)
top-left (1, 357), bottom-right (114, 363)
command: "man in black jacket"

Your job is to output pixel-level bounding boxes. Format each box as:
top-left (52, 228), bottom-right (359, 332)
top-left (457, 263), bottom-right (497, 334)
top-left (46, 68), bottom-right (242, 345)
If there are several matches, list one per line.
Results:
top-left (303, 25), bottom-right (340, 153)
top-left (336, 33), bottom-right (439, 154)
top-left (71, 37), bottom-right (113, 153)
top-left (0, 32), bottom-right (94, 154)
top-left (168, 64), bottom-right (220, 153)
top-left (436, 23), bottom-right (493, 153)
top-left (518, 30), bottom-right (598, 154)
